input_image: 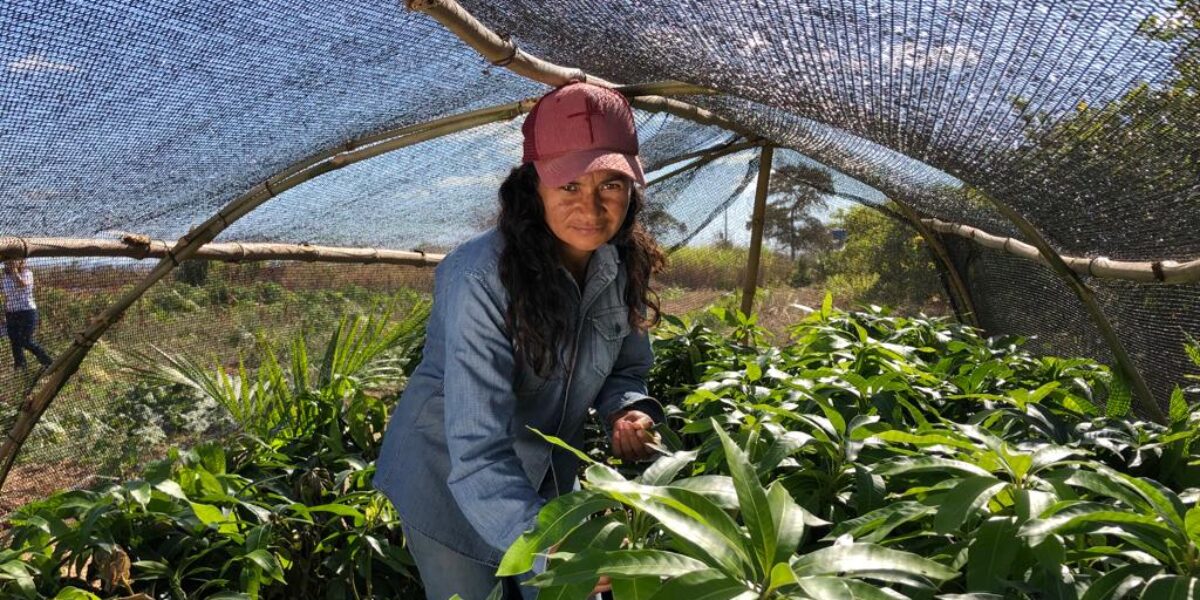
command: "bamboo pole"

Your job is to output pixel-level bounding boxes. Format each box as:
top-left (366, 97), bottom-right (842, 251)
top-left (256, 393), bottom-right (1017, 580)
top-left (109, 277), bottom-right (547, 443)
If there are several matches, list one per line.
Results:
top-left (404, 0), bottom-right (759, 140)
top-left (921, 218), bottom-right (1200, 284)
top-left (978, 200), bottom-right (1167, 424)
top-left (615, 81), bottom-right (718, 98)
top-left (0, 237), bottom-right (445, 266)
top-left (741, 145), bottom-right (775, 321)
top-left (0, 100), bottom-right (532, 491)
top-left (646, 140), bottom-right (763, 188)
top-left (649, 138), bottom-right (761, 172)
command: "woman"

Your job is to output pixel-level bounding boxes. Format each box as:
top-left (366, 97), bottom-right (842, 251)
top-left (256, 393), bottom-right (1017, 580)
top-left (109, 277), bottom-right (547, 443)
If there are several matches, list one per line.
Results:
top-left (2, 259), bottom-right (54, 373)
top-left (374, 83), bottom-right (665, 599)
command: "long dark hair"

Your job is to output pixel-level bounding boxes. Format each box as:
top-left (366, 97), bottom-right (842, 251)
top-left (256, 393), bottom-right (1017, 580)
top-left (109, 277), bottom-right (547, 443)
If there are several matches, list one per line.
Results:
top-left (498, 163), bottom-right (663, 377)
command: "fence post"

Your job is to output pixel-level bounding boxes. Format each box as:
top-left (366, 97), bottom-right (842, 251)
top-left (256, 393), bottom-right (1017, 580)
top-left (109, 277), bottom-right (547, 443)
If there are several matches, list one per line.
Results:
top-left (741, 145), bottom-right (775, 322)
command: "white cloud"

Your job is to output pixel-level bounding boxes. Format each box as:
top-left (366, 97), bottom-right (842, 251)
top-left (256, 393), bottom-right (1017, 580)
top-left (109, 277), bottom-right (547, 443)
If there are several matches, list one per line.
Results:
top-left (7, 53), bottom-right (77, 73)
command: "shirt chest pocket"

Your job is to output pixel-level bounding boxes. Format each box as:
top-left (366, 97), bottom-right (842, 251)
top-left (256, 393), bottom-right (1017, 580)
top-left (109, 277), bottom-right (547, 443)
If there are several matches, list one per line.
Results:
top-left (589, 306), bottom-right (631, 377)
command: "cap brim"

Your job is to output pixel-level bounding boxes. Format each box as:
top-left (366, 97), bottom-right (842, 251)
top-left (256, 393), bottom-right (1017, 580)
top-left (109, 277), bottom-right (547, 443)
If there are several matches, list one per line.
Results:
top-left (534, 149), bottom-right (646, 188)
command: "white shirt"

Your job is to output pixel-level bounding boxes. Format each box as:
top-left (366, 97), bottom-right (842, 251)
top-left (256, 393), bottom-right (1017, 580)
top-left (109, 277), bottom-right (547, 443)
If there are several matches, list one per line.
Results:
top-left (1, 268), bottom-right (37, 312)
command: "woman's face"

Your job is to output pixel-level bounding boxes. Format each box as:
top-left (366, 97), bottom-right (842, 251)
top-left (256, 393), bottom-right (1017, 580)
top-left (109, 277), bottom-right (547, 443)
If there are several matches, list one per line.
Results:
top-left (537, 169), bottom-right (632, 265)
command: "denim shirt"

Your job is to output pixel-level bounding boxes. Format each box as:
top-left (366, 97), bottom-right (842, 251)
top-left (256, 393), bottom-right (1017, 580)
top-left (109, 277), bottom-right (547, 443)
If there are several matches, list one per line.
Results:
top-left (373, 228), bottom-right (663, 566)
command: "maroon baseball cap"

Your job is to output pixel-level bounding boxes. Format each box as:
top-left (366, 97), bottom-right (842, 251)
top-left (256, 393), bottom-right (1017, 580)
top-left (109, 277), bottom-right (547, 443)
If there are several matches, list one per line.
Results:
top-left (521, 82), bottom-right (646, 188)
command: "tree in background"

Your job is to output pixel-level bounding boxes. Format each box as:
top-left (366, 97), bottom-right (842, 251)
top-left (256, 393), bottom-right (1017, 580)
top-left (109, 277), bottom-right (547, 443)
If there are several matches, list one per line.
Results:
top-left (823, 203), bottom-right (942, 309)
top-left (754, 164), bottom-right (836, 261)
top-left (1001, 1), bottom-right (1198, 251)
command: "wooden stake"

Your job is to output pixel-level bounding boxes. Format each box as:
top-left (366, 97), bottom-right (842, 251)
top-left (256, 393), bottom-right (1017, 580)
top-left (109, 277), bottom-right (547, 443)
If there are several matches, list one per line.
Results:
top-left (741, 145), bottom-right (775, 323)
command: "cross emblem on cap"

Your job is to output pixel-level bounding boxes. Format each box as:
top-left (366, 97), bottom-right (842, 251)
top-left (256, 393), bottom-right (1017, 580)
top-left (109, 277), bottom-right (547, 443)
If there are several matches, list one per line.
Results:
top-left (567, 96), bottom-right (605, 143)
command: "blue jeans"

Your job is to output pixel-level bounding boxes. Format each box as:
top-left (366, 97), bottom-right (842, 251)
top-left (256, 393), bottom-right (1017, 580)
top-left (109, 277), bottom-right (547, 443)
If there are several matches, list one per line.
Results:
top-left (5, 310), bottom-right (52, 370)
top-left (402, 524), bottom-right (538, 600)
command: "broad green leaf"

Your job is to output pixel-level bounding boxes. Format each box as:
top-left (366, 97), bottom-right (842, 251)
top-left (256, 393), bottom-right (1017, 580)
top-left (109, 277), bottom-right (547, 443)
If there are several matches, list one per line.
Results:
top-left (1014, 489), bottom-right (1057, 522)
top-left (527, 549), bottom-right (708, 586)
top-left (745, 361), bottom-right (762, 382)
top-left (854, 465), bottom-right (885, 515)
top-left (308, 503), bottom-right (365, 525)
top-left (767, 482), bottom-right (805, 566)
top-left (1140, 575), bottom-right (1200, 599)
top-left (641, 450), bottom-right (700, 486)
top-left (1019, 504), bottom-right (1172, 547)
top-left (647, 568), bottom-right (754, 600)
top-left (791, 543), bottom-right (957, 588)
top-left (1065, 469), bottom-right (1150, 514)
top-left (934, 476), bottom-right (1007, 534)
top-left (714, 421), bottom-right (775, 577)
top-left (127, 481), bottom-right (152, 507)
top-left (768, 562), bottom-right (798, 590)
top-left (586, 464), bottom-right (753, 576)
top-left (828, 502), bottom-right (935, 543)
top-left (796, 576), bottom-right (908, 599)
top-left (189, 501), bottom-right (238, 535)
top-left (756, 431), bottom-right (814, 476)
top-left (1187, 507), bottom-right (1200, 545)
top-left (1030, 446), bottom-right (1085, 472)
top-left (536, 581), bottom-right (598, 600)
top-left (132, 560), bottom-right (170, 577)
top-left (244, 549), bottom-right (285, 583)
top-left (611, 576), bottom-right (661, 600)
top-left (529, 427), bottom-right (597, 466)
top-left (874, 456), bottom-right (993, 479)
top-left (557, 515), bottom-right (628, 554)
top-left (154, 479), bottom-right (189, 502)
top-left (1088, 465), bottom-right (1187, 537)
top-left (669, 476), bottom-right (738, 510)
top-left (499, 491), bottom-right (619, 576)
top-left (967, 517), bottom-right (1020, 594)
top-left (1079, 563), bottom-right (1160, 600)
top-left (873, 430), bottom-right (975, 451)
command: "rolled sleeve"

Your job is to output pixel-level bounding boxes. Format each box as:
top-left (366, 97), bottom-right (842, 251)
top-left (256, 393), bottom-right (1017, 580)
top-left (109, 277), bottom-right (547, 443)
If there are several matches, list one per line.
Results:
top-left (593, 326), bottom-right (664, 426)
top-left (442, 271), bottom-right (544, 553)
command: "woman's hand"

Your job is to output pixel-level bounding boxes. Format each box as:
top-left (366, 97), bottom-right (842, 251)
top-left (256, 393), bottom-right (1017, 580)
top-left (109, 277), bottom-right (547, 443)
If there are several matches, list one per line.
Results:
top-left (609, 409), bottom-right (660, 462)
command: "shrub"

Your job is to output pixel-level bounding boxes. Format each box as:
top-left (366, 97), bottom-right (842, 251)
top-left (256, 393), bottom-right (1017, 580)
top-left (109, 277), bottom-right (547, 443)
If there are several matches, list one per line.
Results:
top-left (821, 204), bottom-right (942, 308)
top-left (512, 298), bottom-right (1200, 598)
top-left (659, 245), bottom-right (790, 290)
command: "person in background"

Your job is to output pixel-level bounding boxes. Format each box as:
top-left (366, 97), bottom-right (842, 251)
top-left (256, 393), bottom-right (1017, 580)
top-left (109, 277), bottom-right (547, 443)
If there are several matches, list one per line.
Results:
top-left (2, 259), bottom-right (54, 373)
top-left (374, 82), bottom-right (665, 599)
